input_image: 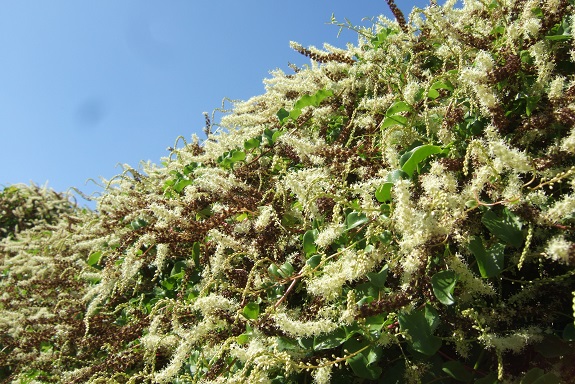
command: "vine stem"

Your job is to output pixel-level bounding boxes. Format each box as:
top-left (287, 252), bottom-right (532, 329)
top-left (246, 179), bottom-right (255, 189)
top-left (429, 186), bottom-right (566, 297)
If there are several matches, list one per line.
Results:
top-left (273, 274), bottom-right (301, 309)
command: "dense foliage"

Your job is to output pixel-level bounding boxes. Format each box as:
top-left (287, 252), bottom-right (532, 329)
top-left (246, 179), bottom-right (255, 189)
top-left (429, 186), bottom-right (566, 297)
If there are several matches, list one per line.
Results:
top-left (2, 0), bottom-right (575, 382)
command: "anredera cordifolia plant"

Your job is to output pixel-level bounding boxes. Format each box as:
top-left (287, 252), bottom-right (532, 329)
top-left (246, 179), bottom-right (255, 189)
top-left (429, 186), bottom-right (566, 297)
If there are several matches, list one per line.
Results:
top-left (1, 0), bottom-right (575, 382)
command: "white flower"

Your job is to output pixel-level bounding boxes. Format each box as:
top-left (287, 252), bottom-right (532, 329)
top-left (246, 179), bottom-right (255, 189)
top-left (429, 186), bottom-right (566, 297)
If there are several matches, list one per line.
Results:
top-left (544, 236), bottom-right (573, 264)
top-left (315, 223), bottom-right (345, 249)
top-left (272, 312), bottom-right (338, 338)
top-left (548, 76), bottom-right (566, 100)
top-left (479, 327), bottom-right (543, 353)
top-left (312, 365), bottom-right (332, 384)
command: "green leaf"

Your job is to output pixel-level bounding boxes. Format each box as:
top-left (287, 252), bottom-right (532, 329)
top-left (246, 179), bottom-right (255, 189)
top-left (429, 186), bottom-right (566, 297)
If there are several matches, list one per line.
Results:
top-left (161, 277), bottom-right (177, 291)
top-left (375, 170), bottom-right (408, 202)
top-left (244, 138), bottom-right (261, 150)
top-left (171, 261), bottom-right (187, 280)
top-left (365, 313), bottom-right (387, 333)
top-left (521, 368), bottom-right (560, 384)
top-left (277, 108), bottom-right (289, 123)
top-left (237, 324), bottom-right (254, 345)
top-left (398, 305), bottom-right (442, 356)
top-left (427, 80), bottom-right (454, 99)
top-left (242, 302), bottom-right (260, 319)
top-left (386, 101), bottom-right (413, 116)
top-left (303, 229), bottom-right (319, 255)
top-left (431, 270), bottom-right (457, 305)
top-left (130, 218), bottom-right (148, 230)
top-left (174, 179), bottom-right (193, 193)
top-left (481, 209), bottom-right (523, 248)
top-left (262, 128), bottom-right (282, 146)
top-left (442, 360), bottom-right (473, 382)
top-left (268, 263), bottom-right (281, 278)
top-left (545, 18), bottom-right (572, 41)
top-left (475, 372), bottom-right (499, 384)
top-left (367, 264), bottom-right (389, 288)
top-left (306, 254), bottom-right (322, 268)
top-left (278, 89), bottom-right (333, 124)
top-left (344, 338), bottom-right (383, 380)
top-left (380, 114), bottom-right (408, 129)
top-left (87, 251), bottom-right (102, 267)
top-left (468, 236), bottom-right (505, 278)
top-left (191, 242), bottom-right (200, 267)
top-left (345, 211), bottom-right (368, 231)
top-left (562, 323), bottom-right (575, 341)
top-left (278, 262), bottom-right (294, 278)
top-left (313, 327), bottom-right (348, 350)
top-left (534, 335), bottom-right (571, 358)
top-left (293, 89), bottom-right (334, 110)
top-left (424, 305), bottom-right (441, 332)
top-left (229, 149), bottom-right (246, 162)
top-left (399, 145), bottom-right (444, 178)
top-left (375, 183), bottom-right (393, 203)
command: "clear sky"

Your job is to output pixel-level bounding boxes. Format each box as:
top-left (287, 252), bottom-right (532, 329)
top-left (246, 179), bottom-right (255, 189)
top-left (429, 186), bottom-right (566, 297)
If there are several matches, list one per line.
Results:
top-left (0, 1), bottom-right (428, 207)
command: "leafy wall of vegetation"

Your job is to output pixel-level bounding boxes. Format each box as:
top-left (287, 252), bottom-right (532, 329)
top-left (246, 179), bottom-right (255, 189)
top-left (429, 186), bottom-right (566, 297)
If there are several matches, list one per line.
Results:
top-left (2, 0), bottom-right (575, 382)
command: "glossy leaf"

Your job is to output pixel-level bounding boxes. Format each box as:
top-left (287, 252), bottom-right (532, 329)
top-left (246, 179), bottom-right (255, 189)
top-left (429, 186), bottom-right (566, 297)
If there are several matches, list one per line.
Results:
top-left (244, 138), bottom-right (261, 150)
top-left (87, 251), bottom-right (102, 267)
top-left (431, 270), bottom-right (457, 305)
top-left (380, 114), bottom-right (408, 129)
top-left (303, 229), bottom-right (318, 255)
top-left (268, 263), bottom-right (280, 279)
top-left (386, 101), bottom-right (413, 116)
top-left (398, 305), bottom-right (442, 356)
top-left (345, 211), bottom-right (368, 230)
top-left (399, 145), bottom-right (444, 178)
top-left (468, 236), bottom-right (505, 278)
top-left (306, 254), bottom-right (322, 268)
top-left (375, 170), bottom-right (408, 202)
top-left (278, 262), bottom-right (294, 278)
top-left (242, 302), bottom-right (260, 319)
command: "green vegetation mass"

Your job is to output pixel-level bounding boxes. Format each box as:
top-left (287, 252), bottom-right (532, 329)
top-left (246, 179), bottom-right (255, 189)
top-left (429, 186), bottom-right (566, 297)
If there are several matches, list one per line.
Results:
top-left (2, 1), bottom-right (575, 382)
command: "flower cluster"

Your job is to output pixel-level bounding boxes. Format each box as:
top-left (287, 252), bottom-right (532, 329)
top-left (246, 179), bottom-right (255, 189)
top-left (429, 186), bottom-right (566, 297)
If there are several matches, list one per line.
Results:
top-left (1, 1), bottom-right (575, 383)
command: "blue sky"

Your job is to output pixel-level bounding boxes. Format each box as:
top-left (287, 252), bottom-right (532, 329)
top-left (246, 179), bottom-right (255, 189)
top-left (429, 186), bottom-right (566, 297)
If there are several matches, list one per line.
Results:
top-left (0, 1), bottom-right (427, 207)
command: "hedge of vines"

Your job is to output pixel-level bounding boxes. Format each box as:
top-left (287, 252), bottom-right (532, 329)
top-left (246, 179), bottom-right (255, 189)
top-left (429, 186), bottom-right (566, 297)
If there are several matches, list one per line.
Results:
top-left (2, 0), bottom-right (575, 383)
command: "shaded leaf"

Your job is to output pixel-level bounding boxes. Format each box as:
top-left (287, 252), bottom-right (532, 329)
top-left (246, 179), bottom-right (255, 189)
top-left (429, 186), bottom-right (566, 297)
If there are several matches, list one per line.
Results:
top-left (398, 305), bottom-right (442, 356)
top-left (313, 327), bottom-right (348, 350)
top-left (367, 264), bottom-right (388, 288)
top-left (468, 236), bottom-right (505, 278)
top-left (442, 360), bottom-right (473, 382)
top-left (482, 209), bottom-right (523, 248)
top-left (344, 338), bottom-right (383, 380)
top-left (431, 270), bottom-right (457, 305)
